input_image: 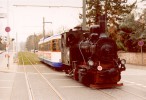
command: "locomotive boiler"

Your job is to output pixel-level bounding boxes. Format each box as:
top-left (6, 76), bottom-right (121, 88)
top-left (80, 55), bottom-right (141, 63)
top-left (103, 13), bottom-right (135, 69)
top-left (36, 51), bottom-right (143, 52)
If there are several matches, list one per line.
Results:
top-left (61, 25), bottom-right (126, 88)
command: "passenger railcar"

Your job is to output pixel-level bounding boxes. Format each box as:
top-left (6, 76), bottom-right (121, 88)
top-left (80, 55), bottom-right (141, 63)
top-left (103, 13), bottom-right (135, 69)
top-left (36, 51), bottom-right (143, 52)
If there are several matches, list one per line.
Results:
top-left (38, 34), bottom-right (62, 68)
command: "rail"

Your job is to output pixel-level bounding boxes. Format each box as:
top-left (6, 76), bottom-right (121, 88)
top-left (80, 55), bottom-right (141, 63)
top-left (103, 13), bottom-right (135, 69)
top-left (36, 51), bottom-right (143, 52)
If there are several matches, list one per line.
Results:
top-left (19, 53), bottom-right (35, 100)
top-left (20, 52), bottom-right (64, 100)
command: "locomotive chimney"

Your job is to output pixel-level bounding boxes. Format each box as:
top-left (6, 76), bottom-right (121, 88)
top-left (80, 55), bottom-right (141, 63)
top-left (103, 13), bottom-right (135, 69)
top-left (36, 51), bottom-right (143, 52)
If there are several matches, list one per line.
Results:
top-left (99, 14), bottom-right (107, 33)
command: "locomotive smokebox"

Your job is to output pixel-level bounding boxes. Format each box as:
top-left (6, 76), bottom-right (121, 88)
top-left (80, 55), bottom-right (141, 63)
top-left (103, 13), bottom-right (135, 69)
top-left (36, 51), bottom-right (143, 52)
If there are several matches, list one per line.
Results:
top-left (90, 25), bottom-right (101, 34)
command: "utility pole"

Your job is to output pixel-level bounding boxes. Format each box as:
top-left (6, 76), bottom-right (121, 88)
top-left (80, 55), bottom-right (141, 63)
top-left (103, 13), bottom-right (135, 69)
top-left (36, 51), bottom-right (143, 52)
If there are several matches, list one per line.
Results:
top-left (82, 0), bottom-right (86, 30)
top-left (33, 33), bottom-right (36, 53)
top-left (43, 17), bottom-right (52, 38)
top-left (43, 17), bottom-right (45, 38)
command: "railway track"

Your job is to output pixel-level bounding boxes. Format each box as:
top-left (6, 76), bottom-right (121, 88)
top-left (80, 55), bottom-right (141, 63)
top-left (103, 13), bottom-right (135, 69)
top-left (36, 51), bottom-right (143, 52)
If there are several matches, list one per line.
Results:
top-left (17, 52), bottom-right (146, 100)
top-left (18, 52), bottom-right (119, 100)
top-left (19, 52), bottom-right (64, 100)
top-left (20, 53), bottom-right (34, 100)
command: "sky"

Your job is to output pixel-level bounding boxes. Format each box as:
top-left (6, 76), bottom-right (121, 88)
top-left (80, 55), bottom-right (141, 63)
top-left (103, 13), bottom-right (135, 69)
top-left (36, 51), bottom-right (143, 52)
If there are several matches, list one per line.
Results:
top-left (0, 0), bottom-right (82, 42)
top-left (0, 0), bottom-right (145, 43)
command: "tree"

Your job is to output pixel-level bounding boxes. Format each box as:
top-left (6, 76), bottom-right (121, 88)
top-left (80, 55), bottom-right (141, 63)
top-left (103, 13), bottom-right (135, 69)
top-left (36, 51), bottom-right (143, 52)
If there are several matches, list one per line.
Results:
top-left (25, 34), bottom-right (43, 51)
top-left (119, 9), bottom-right (146, 52)
top-left (86, 0), bottom-right (135, 25)
top-left (85, 0), bottom-right (136, 51)
top-left (25, 35), bottom-right (33, 51)
top-left (86, 0), bottom-right (101, 25)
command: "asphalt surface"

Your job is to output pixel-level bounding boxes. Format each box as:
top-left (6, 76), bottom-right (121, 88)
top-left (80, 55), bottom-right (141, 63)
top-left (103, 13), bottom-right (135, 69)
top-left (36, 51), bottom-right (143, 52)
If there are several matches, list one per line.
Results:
top-left (0, 51), bottom-right (146, 100)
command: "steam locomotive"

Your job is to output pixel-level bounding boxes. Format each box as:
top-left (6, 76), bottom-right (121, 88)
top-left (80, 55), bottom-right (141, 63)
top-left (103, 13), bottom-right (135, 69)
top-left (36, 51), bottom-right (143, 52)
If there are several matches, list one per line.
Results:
top-left (61, 25), bottom-right (126, 88)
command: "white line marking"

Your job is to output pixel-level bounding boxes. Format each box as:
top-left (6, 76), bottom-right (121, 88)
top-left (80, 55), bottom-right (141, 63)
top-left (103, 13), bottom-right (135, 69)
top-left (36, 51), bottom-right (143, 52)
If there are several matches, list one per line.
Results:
top-left (43, 73), bottom-right (64, 75)
top-left (136, 84), bottom-right (142, 86)
top-left (0, 87), bottom-right (12, 88)
top-left (0, 80), bottom-right (13, 81)
top-left (123, 80), bottom-right (146, 88)
top-left (60, 86), bottom-right (84, 88)
top-left (52, 79), bottom-right (71, 81)
top-left (142, 86), bottom-right (146, 88)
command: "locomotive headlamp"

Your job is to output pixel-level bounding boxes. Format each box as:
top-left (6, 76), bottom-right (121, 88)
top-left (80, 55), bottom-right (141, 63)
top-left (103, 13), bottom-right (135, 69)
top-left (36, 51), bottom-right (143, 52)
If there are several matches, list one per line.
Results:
top-left (88, 60), bottom-right (94, 66)
top-left (121, 59), bottom-right (126, 65)
top-left (97, 65), bottom-right (103, 71)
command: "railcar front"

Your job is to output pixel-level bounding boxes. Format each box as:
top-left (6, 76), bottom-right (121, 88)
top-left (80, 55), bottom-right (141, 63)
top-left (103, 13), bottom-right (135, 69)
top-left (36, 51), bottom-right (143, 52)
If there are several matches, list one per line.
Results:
top-left (38, 34), bottom-right (62, 69)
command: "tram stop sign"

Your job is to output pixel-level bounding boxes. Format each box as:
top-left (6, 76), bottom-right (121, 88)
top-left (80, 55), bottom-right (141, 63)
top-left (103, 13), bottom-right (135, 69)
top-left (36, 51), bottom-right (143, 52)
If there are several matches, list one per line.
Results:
top-left (138, 40), bottom-right (144, 47)
top-left (5, 27), bottom-right (11, 32)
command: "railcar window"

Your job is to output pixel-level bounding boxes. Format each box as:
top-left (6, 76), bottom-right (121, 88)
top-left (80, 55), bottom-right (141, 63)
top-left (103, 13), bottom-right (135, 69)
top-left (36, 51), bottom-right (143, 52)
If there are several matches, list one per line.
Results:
top-left (38, 44), bottom-right (41, 50)
top-left (41, 44), bottom-right (44, 51)
top-left (45, 42), bottom-right (49, 51)
top-left (48, 41), bottom-right (52, 51)
top-left (58, 39), bottom-right (61, 51)
top-left (52, 39), bottom-right (61, 51)
top-left (41, 44), bottom-right (43, 51)
top-left (52, 39), bottom-right (57, 51)
top-left (39, 44), bottom-right (44, 51)
top-left (44, 43), bottom-right (46, 51)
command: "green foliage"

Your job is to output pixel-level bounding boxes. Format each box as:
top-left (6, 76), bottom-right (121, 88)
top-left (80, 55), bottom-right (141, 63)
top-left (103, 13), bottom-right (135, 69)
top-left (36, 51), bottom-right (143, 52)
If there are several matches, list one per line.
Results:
top-left (86, 0), bottom-right (136, 26)
top-left (18, 51), bottom-right (41, 65)
top-left (86, 0), bottom-right (136, 51)
top-left (119, 12), bottom-right (146, 52)
top-left (86, 0), bottom-right (101, 25)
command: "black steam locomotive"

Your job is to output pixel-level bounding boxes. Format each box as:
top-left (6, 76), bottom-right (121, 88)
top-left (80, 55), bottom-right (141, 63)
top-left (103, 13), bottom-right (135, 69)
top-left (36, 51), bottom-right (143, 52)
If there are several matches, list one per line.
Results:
top-left (61, 25), bottom-right (126, 88)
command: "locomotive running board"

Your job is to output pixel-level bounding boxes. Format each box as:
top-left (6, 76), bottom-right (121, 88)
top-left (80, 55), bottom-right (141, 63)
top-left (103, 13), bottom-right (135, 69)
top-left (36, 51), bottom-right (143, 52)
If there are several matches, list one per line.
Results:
top-left (90, 83), bottom-right (123, 89)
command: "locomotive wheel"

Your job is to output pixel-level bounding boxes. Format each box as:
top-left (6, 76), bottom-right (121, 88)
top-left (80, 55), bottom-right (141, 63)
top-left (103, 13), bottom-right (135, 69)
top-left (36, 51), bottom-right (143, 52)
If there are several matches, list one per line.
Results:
top-left (82, 75), bottom-right (91, 86)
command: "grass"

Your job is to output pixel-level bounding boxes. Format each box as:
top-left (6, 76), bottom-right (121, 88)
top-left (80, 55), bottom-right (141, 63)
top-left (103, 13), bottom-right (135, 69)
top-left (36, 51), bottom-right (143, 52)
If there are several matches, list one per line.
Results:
top-left (18, 51), bottom-right (41, 65)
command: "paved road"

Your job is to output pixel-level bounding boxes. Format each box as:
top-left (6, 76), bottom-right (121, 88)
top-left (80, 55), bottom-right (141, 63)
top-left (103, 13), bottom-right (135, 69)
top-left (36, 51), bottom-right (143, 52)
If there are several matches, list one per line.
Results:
top-left (0, 52), bottom-right (146, 100)
top-left (0, 52), bottom-right (17, 100)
